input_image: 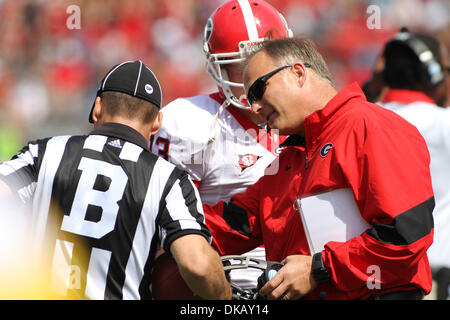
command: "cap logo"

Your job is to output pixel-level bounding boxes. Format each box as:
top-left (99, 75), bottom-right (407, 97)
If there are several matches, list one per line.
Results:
top-left (145, 84), bottom-right (154, 95)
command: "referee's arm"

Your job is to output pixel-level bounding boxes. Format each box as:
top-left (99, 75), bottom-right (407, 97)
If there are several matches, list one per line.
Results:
top-left (0, 180), bottom-right (11, 193)
top-left (159, 171), bottom-right (231, 300)
top-left (170, 234), bottom-right (232, 300)
top-left (0, 180), bottom-right (15, 206)
top-left (0, 139), bottom-right (45, 205)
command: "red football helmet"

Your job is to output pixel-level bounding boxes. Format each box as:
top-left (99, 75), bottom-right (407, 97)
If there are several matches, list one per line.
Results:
top-left (203, 0), bottom-right (293, 109)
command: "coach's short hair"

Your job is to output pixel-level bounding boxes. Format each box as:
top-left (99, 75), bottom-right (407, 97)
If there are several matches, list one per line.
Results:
top-left (245, 38), bottom-right (333, 84)
top-left (100, 91), bottom-right (160, 124)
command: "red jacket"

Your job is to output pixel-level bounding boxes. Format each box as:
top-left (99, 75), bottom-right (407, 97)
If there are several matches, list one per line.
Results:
top-left (204, 83), bottom-right (434, 299)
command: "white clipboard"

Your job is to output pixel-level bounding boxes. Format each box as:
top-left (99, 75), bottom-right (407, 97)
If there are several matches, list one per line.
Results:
top-left (296, 188), bottom-right (370, 255)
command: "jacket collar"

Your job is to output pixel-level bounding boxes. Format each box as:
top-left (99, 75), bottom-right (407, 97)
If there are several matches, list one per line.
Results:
top-left (381, 89), bottom-right (435, 104)
top-left (280, 83), bottom-right (366, 148)
top-left (305, 82), bottom-right (366, 145)
top-left (90, 122), bottom-right (150, 151)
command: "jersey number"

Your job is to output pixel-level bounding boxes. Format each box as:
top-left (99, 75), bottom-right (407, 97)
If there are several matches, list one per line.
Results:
top-left (151, 136), bottom-right (170, 161)
top-left (53, 157), bottom-right (128, 298)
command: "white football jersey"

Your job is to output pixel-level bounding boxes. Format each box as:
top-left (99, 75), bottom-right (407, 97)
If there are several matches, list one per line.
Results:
top-left (151, 93), bottom-right (285, 205)
top-left (379, 97), bottom-right (450, 269)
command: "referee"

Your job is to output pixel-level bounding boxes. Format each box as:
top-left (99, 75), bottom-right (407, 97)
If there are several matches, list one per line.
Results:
top-left (0, 60), bottom-right (231, 300)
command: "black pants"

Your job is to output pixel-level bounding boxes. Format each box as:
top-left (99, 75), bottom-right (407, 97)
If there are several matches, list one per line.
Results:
top-left (434, 267), bottom-right (450, 300)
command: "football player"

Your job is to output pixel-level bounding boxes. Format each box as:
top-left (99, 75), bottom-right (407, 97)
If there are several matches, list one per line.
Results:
top-left (150, 0), bottom-right (293, 289)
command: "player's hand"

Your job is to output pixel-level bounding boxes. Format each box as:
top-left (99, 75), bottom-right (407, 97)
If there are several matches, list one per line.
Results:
top-left (258, 255), bottom-right (317, 300)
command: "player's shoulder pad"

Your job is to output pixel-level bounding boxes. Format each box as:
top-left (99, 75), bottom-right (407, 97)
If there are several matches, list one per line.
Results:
top-left (159, 94), bottom-right (222, 147)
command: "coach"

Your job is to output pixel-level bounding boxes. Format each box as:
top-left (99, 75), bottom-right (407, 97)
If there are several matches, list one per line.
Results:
top-left (0, 60), bottom-right (231, 300)
top-left (204, 38), bottom-right (435, 300)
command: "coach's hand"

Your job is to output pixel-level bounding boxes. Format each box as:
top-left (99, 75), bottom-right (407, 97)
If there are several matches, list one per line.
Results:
top-left (259, 255), bottom-right (317, 300)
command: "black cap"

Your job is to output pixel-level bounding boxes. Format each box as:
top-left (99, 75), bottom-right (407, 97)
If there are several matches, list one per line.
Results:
top-left (89, 60), bottom-right (162, 123)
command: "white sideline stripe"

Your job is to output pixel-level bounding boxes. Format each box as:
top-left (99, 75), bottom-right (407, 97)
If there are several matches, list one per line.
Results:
top-left (237, 0), bottom-right (259, 41)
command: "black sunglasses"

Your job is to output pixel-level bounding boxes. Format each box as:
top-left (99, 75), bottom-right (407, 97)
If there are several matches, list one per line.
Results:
top-left (246, 63), bottom-right (311, 106)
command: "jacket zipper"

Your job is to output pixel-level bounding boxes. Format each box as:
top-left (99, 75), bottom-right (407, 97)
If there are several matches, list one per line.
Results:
top-left (304, 126), bottom-right (309, 170)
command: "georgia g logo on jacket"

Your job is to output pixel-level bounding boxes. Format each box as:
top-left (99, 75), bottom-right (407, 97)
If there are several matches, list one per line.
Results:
top-left (320, 143), bottom-right (333, 158)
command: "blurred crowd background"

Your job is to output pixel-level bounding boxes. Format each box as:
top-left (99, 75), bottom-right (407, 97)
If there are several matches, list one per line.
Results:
top-left (0, 0), bottom-right (448, 160)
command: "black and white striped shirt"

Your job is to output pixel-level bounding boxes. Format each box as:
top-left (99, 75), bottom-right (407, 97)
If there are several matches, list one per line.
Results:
top-left (0, 122), bottom-right (210, 299)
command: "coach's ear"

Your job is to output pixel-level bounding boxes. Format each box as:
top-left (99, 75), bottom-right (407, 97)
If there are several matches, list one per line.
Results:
top-left (92, 97), bottom-right (104, 126)
top-left (150, 111), bottom-right (162, 135)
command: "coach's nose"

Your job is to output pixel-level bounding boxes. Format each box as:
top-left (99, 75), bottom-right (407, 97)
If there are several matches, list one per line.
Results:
top-left (251, 101), bottom-right (264, 114)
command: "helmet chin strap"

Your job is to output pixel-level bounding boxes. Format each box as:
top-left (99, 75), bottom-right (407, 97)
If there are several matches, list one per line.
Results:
top-left (228, 96), bottom-right (252, 110)
top-left (236, 93), bottom-right (253, 110)
top-left (220, 68), bottom-right (252, 110)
